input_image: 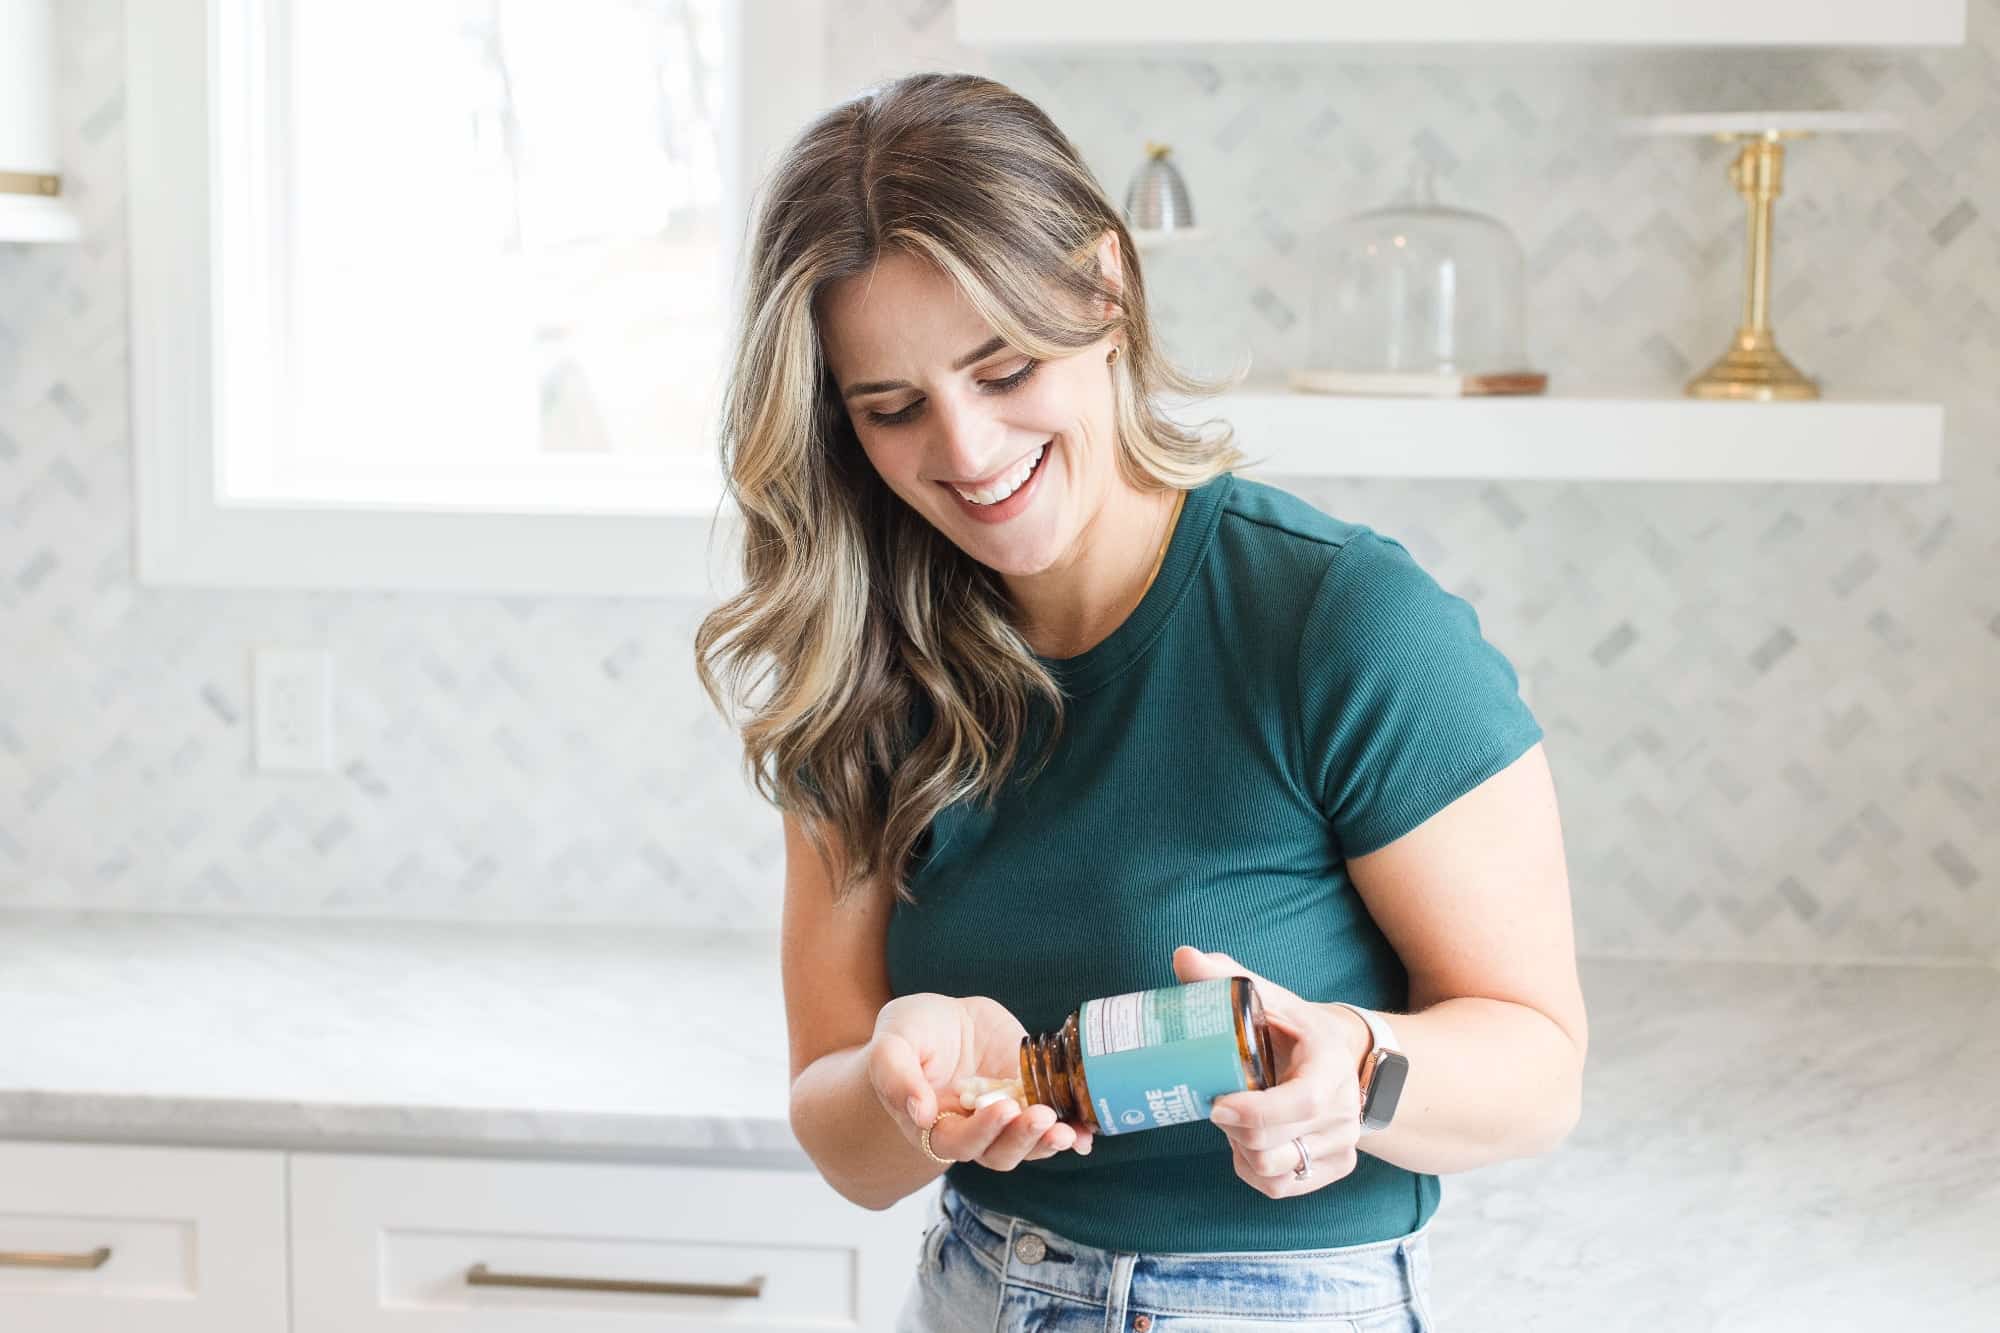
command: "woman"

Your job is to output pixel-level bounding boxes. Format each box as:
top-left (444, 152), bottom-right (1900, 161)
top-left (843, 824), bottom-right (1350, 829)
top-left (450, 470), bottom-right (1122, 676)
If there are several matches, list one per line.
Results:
top-left (695, 71), bottom-right (1587, 1331)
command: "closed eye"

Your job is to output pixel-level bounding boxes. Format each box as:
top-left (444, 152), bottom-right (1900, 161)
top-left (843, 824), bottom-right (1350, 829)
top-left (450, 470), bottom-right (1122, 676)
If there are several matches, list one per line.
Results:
top-left (864, 359), bottom-right (1040, 427)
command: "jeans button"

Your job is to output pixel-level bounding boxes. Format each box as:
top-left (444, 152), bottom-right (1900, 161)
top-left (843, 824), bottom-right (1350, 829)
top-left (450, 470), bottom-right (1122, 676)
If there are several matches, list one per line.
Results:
top-left (1013, 1232), bottom-right (1047, 1264)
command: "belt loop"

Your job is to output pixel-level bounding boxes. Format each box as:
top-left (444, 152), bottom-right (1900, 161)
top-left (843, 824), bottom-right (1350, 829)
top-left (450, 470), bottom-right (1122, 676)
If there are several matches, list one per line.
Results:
top-left (1102, 1251), bottom-right (1136, 1332)
top-left (1398, 1231), bottom-right (1435, 1329)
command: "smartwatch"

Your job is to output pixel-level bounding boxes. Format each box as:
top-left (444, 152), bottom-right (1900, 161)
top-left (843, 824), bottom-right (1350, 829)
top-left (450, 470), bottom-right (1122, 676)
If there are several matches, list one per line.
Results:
top-left (1331, 1002), bottom-right (1408, 1134)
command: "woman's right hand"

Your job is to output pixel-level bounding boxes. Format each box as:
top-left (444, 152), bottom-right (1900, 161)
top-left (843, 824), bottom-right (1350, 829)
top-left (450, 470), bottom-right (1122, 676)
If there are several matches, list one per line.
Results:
top-left (867, 992), bottom-right (1096, 1170)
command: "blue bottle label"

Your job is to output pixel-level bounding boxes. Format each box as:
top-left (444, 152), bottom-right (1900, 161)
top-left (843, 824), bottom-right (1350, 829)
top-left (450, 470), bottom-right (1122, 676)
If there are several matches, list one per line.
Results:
top-left (1077, 978), bottom-right (1249, 1135)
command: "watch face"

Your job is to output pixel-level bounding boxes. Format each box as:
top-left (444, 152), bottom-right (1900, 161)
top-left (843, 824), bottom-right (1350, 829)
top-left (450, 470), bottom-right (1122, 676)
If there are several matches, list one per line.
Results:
top-left (1362, 1051), bottom-right (1409, 1128)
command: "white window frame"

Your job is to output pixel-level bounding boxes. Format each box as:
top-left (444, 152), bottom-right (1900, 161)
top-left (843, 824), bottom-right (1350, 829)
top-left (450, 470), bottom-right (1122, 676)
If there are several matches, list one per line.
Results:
top-left (128, 0), bottom-right (826, 598)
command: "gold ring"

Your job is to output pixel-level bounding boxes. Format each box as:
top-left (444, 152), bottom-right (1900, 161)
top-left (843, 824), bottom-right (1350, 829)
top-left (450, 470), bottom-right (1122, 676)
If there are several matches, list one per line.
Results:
top-left (919, 1108), bottom-right (965, 1166)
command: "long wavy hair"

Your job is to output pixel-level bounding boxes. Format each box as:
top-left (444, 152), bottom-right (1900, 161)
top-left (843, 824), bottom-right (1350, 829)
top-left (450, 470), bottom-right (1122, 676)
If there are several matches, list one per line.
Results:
top-left (694, 71), bottom-right (1252, 908)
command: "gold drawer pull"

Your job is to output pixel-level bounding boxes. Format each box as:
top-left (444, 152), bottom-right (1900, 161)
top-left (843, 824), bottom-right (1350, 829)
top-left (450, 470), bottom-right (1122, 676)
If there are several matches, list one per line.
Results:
top-left (0, 1246), bottom-right (112, 1270)
top-left (465, 1262), bottom-right (765, 1299)
top-left (0, 170), bottom-right (63, 197)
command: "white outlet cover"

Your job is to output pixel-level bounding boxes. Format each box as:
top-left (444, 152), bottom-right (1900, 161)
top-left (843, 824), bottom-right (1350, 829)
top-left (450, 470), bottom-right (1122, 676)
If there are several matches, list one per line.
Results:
top-left (253, 648), bottom-right (334, 773)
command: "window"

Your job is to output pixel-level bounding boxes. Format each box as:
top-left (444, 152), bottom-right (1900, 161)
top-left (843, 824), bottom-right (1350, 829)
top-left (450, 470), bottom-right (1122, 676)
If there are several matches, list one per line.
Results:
top-left (129, 0), bottom-right (826, 596)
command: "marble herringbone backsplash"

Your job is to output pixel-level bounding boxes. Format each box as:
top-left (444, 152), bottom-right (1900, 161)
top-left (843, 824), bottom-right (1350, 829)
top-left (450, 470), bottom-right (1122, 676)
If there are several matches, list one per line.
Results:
top-left (1, 0), bottom-right (1994, 963)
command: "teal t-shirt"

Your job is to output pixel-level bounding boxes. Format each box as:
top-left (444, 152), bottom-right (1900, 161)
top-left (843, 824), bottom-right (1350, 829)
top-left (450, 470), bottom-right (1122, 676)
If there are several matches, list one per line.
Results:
top-left (882, 469), bottom-right (1545, 1254)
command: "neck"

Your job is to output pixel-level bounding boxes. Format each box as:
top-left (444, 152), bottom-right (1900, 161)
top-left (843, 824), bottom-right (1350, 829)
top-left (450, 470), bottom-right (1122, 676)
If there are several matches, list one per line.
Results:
top-left (1006, 484), bottom-right (1182, 661)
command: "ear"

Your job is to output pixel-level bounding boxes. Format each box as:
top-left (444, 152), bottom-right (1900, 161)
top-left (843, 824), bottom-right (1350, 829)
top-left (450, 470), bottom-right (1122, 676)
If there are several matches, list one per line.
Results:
top-left (1093, 228), bottom-right (1124, 315)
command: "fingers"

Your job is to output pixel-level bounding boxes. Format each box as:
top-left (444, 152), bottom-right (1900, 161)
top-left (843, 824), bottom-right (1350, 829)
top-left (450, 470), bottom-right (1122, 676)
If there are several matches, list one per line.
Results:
top-left (867, 1027), bottom-right (1092, 1168)
top-left (1227, 1128), bottom-right (1358, 1198)
top-left (930, 1096), bottom-right (1035, 1164)
top-left (1170, 946), bottom-right (1310, 1012)
top-left (997, 1103), bottom-right (1097, 1162)
top-left (1236, 1126), bottom-right (1354, 1181)
top-left (1003, 1108), bottom-right (1094, 1163)
top-left (1018, 1118), bottom-right (1081, 1162)
top-left (968, 1100), bottom-right (1085, 1169)
top-left (974, 1100), bottom-right (1058, 1170)
top-left (1171, 945), bottom-right (1253, 988)
top-left (970, 1102), bottom-right (1095, 1168)
top-left (867, 1031), bottom-right (939, 1128)
top-left (928, 1098), bottom-right (1092, 1170)
top-left (1211, 1058), bottom-right (1355, 1144)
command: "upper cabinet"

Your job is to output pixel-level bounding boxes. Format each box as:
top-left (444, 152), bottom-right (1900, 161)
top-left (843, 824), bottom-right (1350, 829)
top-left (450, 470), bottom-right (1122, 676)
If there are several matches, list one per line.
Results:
top-left (955, 0), bottom-right (1969, 50)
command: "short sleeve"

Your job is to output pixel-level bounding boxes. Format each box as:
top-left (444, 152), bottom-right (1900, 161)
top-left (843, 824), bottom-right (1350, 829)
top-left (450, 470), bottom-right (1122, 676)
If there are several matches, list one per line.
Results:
top-left (1297, 530), bottom-right (1544, 859)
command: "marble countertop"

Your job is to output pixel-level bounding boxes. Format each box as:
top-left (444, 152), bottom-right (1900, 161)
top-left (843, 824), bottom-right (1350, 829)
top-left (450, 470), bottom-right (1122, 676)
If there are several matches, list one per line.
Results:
top-left (2, 911), bottom-right (1995, 1327)
top-left (1441, 950), bottom-right (1999, 1330)
top-left (0, 910), bottom-right (805, 1164)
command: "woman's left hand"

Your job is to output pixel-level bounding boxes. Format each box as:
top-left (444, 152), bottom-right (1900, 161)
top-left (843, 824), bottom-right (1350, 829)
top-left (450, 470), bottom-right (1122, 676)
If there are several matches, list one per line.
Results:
top-left (1170, 945), bottom-right (1374, 1199)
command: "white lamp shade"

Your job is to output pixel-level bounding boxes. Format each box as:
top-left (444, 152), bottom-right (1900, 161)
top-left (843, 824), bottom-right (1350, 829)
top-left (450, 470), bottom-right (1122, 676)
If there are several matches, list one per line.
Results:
top-left (0, 0), bottom-right (81, 243)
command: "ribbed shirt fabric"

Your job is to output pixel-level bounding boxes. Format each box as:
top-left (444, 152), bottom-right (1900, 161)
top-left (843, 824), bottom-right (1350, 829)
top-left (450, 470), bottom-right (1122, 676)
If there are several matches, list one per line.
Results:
top-left (882, 470), bottom-right (1545, 1254)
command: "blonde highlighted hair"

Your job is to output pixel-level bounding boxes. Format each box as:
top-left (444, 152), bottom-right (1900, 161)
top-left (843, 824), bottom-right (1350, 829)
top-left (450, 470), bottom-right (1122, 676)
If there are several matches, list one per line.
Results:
top-left (694, 71), bottom-right (1249, 907)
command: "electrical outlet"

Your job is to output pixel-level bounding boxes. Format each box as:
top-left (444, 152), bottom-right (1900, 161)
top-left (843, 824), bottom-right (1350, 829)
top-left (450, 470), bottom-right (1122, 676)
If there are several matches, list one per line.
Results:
top-left (253, 648), bottom-right (334, 773)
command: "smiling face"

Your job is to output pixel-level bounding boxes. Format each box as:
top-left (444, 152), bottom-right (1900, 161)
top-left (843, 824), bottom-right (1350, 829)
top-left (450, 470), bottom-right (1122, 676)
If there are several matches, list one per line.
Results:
top-left (818, 238), bottom-right (1126, 579)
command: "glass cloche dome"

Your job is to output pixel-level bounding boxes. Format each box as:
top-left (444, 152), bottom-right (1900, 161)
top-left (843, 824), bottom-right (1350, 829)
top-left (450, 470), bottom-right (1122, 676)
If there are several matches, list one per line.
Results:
top-left (1292, 162), bottom-right (1539, 394)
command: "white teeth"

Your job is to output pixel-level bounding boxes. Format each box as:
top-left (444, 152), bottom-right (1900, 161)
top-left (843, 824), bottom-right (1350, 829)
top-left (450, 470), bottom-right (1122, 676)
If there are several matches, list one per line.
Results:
top-left (952, 442), bottom-right (1045, 506)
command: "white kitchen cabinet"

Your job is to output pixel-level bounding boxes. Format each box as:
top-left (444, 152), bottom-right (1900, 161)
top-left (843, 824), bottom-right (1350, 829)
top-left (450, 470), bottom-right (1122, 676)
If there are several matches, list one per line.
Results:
top-left (289, 1151), bottom-right (934, 1332)
top-left (1, 1137), bottom-right (935, 1332)
top-left (0, 1140), bottom-right (288, 1333)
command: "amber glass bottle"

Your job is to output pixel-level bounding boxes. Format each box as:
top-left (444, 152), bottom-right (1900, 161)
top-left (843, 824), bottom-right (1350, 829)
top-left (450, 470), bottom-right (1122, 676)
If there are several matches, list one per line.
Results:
top-left (1012, 976), bottom-right (1278, 1137)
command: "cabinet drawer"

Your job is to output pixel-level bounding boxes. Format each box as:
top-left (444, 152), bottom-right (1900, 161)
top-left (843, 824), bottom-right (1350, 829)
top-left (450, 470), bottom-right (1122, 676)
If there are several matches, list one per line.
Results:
top-left (0, 1139), bottom-right (287, 1333)
top-left (290, 1152), bottom-right (934, 1332)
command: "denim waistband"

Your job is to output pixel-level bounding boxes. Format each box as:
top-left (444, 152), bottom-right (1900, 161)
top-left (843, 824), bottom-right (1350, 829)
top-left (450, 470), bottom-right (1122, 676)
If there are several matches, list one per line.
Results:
top-left (937, 1176), bottom-right (1432, 1319)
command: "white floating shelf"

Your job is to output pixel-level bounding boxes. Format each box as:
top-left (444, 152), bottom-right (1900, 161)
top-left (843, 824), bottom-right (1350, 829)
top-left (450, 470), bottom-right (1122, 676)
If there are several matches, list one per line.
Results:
top-left (957, 0), bottom-right (1967, 49)
top-left (1194, 389), bottom-right (1943, 484)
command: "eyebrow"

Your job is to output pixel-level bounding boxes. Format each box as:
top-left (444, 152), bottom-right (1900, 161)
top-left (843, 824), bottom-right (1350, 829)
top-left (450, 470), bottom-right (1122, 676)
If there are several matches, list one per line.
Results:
top-left (839, 335), bottom-right (1009, 400)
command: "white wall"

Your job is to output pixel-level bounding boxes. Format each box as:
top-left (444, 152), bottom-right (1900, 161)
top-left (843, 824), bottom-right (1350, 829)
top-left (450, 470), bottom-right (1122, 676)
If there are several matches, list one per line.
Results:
top-left (0, 0), bottom-right (1993, 964)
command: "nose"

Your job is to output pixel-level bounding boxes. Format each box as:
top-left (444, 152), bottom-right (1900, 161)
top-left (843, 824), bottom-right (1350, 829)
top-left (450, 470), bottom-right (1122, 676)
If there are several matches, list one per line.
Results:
top-left (927, 388), bottom-right (1012, 484)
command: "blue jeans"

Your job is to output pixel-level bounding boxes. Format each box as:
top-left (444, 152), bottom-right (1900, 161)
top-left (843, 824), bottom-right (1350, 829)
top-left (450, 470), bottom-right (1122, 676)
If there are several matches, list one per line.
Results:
top-left (897, 1177), bottom-right (1438, 1332)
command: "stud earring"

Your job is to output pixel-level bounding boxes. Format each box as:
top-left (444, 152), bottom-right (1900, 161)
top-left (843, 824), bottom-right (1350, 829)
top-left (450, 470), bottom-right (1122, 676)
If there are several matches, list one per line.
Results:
top-left (1106, 345), bottom-right (1121, 365)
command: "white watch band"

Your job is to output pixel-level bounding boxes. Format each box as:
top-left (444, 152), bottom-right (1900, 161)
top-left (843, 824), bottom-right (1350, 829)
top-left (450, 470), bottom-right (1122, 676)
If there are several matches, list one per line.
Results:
top-left (1332, 1002), bottom-right (1402, 1134)
top-left (1332, 1001), bottom-right (1400, 1057)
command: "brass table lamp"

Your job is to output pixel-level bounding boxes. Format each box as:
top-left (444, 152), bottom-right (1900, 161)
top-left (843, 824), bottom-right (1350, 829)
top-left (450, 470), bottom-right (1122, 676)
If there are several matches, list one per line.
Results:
top-left (1625, 112), bottom-right (1899, 401)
